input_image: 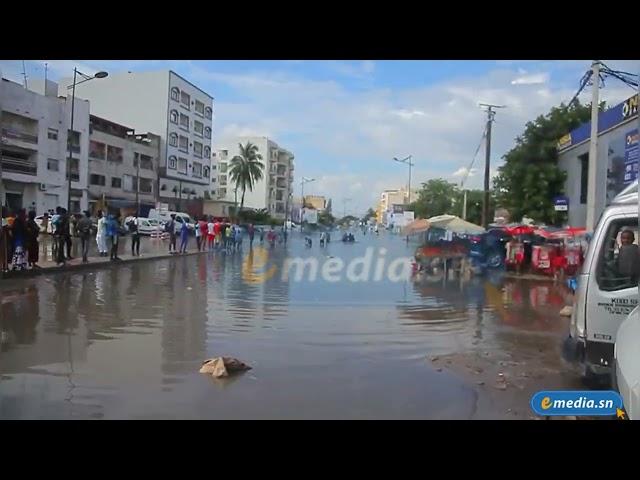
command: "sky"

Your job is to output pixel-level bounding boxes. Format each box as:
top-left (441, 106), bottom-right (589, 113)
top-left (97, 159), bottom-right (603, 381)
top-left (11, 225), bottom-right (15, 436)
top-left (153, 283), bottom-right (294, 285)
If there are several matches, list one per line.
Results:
top-left (1, 59), bottom-right (639, 215)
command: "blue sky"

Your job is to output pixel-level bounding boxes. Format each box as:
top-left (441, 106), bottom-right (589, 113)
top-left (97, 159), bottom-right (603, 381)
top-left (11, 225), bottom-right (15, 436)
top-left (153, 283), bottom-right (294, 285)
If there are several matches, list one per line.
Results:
top-left (2, 59), bottom-right (638, 214)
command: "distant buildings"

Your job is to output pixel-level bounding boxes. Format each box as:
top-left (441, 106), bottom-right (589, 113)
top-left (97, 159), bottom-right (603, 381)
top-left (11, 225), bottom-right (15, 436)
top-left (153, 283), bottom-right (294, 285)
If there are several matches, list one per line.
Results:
top-left (214, 136), bottom-right (295, 220)
top-left (375, 187), bottom-right (417, 225)
top-left (303, 195), bottom-right (326, 211)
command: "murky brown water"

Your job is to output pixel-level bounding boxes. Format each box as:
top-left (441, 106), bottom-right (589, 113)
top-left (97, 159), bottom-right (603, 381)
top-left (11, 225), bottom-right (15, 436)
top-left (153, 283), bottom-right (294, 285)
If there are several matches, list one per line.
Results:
top-left (0, 233), bottom-right (574, 419)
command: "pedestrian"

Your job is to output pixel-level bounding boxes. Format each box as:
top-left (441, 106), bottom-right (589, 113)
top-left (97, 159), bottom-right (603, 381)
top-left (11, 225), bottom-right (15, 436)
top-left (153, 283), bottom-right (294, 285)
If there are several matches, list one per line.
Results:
top-left (127, 214), bottom-right (141, 257)
top-left (224, 224), bottom-right (231, 252)
top-left (207, 217), bottom-right (215, 250)
top-left (214, 220), bottom-right (222, 249)
top-left (235, 224), bottom-right (243, 252)
top-left (194, 215), bottom-right (202, 251)
top-left (179, 218), bottom-right (190, 254)
top-left (248, 223), bottom-right (255, 248)
top-left (107, 213), bottom-right (122, 261)
top-left (165, 214), bottom-right (177, 254)
top-left (10, 209), bottom-right (28, 271)
top-left (259, 227), bottom-right (265, 244)
top-left (56, 208), bottom-right (70, 265)
top-left (41, 212), bottom-right (49, 235)
top-left (77, 210), bottom-right (93, 263)
top-left (96, 210), bottom-right (108, 257)
top-left (283, 227), bottom-right (288, 245)
top-left (25, 210), bottom-right (40, 268)
top-left (199, 217), bottom-right (208, 251)
top-left (65, 212), bottom-right (74, 260)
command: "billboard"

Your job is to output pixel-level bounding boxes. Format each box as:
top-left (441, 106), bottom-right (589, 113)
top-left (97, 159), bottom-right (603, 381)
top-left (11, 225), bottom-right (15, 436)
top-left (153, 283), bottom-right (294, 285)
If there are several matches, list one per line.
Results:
top-left (624, 129), bottom-right (639, 185)
top-left (303, 208), bottom-right (318, 224)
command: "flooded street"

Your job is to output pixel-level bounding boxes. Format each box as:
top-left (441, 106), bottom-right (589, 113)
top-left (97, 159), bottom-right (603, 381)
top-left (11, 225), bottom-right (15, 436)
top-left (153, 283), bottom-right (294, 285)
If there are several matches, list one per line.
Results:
top-left (0, 232), bottom-right (580, 419)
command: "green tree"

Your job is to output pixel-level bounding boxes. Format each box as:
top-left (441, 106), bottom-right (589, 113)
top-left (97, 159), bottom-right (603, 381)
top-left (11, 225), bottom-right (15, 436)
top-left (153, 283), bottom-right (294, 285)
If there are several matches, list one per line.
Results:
top-left (318, 210), bottom-right (336, 226)
top-left (362, 208), bottom-right (376, 223)
top-left (409, 179), bottom-right (460, 219)
top-left (493, 101), bottom-right (596, 223)
top-left (229, 142), bottom-right (265, 218)
top-left (457, 189), bottom-right (492, 226)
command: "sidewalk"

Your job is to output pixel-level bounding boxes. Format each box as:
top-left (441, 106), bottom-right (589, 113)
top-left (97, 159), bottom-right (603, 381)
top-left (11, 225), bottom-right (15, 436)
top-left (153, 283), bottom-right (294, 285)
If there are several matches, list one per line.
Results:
top-left (1, 235), bottom-right (209, 280)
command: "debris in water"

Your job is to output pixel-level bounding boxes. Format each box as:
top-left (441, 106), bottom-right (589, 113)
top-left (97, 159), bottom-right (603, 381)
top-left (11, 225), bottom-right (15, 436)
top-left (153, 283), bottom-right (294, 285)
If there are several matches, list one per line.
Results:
top-left (430, 356), bottom-right (439, 362)
top-left (559, 305), bottom-right (573, 317)
top-left (200, 357), bottom-right (252, 378)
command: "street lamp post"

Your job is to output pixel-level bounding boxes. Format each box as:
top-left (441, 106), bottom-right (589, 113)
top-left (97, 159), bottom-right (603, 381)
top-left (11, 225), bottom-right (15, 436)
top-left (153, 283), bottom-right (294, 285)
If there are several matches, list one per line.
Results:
top-left (66, 68), bottom-right (108, 213)
top-left (300, 177), bottom-right (315, 222)
top-left (393, 155), bottom-right (414, 205)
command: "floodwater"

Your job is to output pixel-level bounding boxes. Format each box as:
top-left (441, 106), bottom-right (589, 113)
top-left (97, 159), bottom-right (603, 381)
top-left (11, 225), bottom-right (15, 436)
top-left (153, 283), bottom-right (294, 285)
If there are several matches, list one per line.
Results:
top-left (0, 231), bottom-right (575, 419)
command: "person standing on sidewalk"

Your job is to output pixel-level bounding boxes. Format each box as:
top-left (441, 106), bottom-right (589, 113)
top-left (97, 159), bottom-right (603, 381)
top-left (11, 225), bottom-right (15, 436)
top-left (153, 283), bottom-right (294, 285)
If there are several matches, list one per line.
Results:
top-left (77, 210), bottom-right (93, 263)
top-left (107, 213), bottom-right (122, 261)
top-left (96, 210), bottom-right (108, 257)
top-left (127, 215), bottom-right (141, 257)
top-left (65, 212), bottom-right (74, 260)
top-left (166, 214), bottom-right (177, 254)
top-left (56, 209), bottom-right (70, 266)
top-left (207, 217), bottom-right (215, 251)
top-left (194, 215), bottom-right (202, 252)
top-left (26, 210), bottom-right (41, 268)
top-left (200, 217), bottom-right (208, 251)
top-left (179, 218), bottom-right (190, 254)
top-left (10, 209), bottom-right (28, 271)
top-left (248, 223), bottom-right (255, 249)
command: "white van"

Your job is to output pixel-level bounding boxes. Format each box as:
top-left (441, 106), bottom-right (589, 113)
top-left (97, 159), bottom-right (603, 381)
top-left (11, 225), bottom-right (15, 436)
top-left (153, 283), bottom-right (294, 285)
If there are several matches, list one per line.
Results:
top-left (563, 181), bottom-right (639, 384)
top-left (613, 306), bottom-right (639, 419)
top-left (148, 209), bottom-right (194, 234)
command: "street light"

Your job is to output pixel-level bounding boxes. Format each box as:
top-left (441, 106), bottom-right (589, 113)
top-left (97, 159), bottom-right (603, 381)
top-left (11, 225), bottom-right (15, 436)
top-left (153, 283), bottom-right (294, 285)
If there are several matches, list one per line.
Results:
top-left (392, 155), bottom-right (414, 205)
top-left (66, 68), bottom-right (108, 213)
top-left (300, 177), bottom-right (315, 222)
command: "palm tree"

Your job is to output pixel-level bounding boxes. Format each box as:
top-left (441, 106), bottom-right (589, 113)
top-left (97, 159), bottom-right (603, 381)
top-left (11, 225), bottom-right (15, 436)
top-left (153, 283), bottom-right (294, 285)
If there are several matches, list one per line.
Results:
top-left (229, 142), bottom-right (265, 218)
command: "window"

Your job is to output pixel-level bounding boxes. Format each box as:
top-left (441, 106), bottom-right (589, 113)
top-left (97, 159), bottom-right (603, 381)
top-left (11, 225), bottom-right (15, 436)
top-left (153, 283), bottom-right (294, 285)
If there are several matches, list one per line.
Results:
top-left (169, 133), bottom-right (178, 147)
top-left (194, 120), bottom-right (204, 136)
top-left (596, 218), bottom-right (639, 291)
top-left (47, 158), bottom-right (59, 171)
top-left (203, 166), bottom-right (210, 178)
top-left (180, 91), bottom-right (190, 109)
top-left (171, 87), bottom-right (180, 101)
top-left (123, 174), bottom-right (135, 192)
top-left (219, 163), bottom-right (227, 173)
top-left (112, 177), bottom-right (122, 188)
top-left (139, 153), bottom-right (153, 170)
top-left (139, 178), bottom-right (153, 194)
top-left (580, 153), bottom-right (588, 204)
top-left (179, 135), bottom-right (189, 153)
top-left (170, 110), bottom-right (179, 124)
top-left (48, 128), bottom-right (58, 140)
top-left (211, 177), bottom-right (216, 183)
top-left (90, 174), bottom-right (106, 186)
top-left (66, 158), bottom-right (80, 181)
top-left (90, 140), bottom-right (106, 159)
top-left (179, 113), bottom-right (189, 130)
top-left (219, 174), bottom-right (227, 186)
top-left (107, 145), bottom-right (123, 162)
top-left (212, 164), bottom-right (216, 171)
top-left (219, 188), bottom-right (227, 197)
top-left (194, 141), bottom-right (203, 158)
top-left (195, 100), bottom-right (205, 115)
top-left (177, 157), bottom-right (187, 174)
top-left (168, 155), bottom-right (177, 169)
top-left (67, 130), bottom-right (80, 153)
top-left (204, 146), bottom-right (211, 157)
top-left (192, 161), bottom-right (202, 178)
top-left (204, 126), bottom-right (211, 139)
top-left (205, 106), bottom-right (212, 119)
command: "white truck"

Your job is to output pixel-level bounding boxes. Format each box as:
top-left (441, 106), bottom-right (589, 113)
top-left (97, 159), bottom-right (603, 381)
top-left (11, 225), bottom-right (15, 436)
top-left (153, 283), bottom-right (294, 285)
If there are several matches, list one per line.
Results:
top-left (148, 209), bottom-right (195, 234)
top-left (563, 181), bottom-right (639, 385)
top-left (613, 306), bottom-right (639, 419)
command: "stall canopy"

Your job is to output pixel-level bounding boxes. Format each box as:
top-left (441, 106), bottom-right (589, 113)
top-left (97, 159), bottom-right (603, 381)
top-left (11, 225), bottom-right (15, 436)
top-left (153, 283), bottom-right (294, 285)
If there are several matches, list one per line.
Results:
top-left (403, 218), bottom-right (430, 235)
top-left (427, 215), bottom-right (485, 235)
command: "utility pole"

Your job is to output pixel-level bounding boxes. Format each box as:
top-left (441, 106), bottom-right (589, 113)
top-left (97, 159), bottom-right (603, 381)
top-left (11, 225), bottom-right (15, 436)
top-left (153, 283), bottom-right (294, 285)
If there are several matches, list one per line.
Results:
top-left (392, 155), bottom-right (414, 205)
top-left (479, 103), bottom-right (505, 228)
top-left (462, 189), bottom-right (468, 220)
top-left (586, 61), bottom-right (601, 232)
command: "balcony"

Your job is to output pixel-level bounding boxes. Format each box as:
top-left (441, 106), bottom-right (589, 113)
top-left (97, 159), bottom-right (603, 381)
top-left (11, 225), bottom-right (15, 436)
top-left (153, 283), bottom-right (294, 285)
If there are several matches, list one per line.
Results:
top-left (2, 127), bottom-right (39, 146)
top-left (276, 179), bottom-right (286, 189)
top-left (1, 148), bottom-right (38, 176)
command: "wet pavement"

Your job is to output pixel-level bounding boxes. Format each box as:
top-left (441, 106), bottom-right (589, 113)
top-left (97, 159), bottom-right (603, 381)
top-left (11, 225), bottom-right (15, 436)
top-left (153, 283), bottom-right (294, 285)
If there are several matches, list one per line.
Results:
top-left (0, 231), bottom-right (581, 419)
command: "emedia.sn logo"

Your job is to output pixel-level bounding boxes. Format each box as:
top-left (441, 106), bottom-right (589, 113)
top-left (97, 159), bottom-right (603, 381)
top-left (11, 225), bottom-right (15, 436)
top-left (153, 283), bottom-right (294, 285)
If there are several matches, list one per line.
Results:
top-left (531, 390), bottom-right (626, 418)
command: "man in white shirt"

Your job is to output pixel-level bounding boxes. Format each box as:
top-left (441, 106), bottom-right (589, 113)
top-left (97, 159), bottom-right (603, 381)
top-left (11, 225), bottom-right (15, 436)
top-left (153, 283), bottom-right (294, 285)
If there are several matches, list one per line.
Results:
top-left (96, 210), bottom-right (108, 257)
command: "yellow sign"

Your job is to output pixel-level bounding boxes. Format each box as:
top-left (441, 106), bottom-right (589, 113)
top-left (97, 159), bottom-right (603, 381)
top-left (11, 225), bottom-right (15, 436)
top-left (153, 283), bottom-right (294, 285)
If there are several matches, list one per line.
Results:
top-left (557, 133), bottom-right (572, 150)
top-left (622, 95), bottom-right (638, 119)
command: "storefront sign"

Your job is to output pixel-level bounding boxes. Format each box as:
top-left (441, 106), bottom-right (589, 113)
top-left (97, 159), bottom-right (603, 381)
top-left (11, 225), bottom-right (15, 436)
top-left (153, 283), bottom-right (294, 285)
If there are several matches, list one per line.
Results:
top-left (622, 94), bottom-right (638, 119)
top-left (553, 196), bottom-right (569, 211)
top-left (557, 133), bottom-right (572, 150)
top-left (624, 129), bottom-right (639, 185)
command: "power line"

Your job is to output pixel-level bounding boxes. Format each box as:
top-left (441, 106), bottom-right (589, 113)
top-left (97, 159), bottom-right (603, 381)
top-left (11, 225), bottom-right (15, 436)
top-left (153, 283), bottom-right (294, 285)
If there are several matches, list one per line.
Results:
top-left (460, 127), bottom-right (486, 189)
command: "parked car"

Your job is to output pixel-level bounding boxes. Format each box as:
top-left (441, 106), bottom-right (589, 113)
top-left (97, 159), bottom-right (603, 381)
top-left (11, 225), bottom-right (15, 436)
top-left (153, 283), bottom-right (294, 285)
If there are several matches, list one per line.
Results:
top-left (613, 306), bottom-right (639, 419)
top-left (148, 209), bottom-right (195, 234)
top-left (124, 217), bottom-right (161, 236)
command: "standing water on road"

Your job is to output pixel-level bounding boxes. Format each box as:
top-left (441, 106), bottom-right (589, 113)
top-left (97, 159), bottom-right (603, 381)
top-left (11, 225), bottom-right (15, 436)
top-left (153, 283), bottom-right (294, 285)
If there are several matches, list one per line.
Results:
top-left (0, 232), bottom-right (578, 419)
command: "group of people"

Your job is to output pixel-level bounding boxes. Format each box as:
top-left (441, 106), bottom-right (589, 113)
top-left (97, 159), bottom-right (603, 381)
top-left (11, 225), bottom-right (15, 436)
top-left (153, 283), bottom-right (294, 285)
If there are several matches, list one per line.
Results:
top-left (0, 209), bottom-right (41, 271)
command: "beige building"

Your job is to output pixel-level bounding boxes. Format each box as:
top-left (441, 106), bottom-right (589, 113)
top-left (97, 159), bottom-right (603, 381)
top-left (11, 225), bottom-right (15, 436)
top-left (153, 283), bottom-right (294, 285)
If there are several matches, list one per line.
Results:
top-left (87, 115), bottom-right (160, 215)
top-left (303, 195), bottom-right (326, 211)
top-left (376, 187), bottom-right (417, 224)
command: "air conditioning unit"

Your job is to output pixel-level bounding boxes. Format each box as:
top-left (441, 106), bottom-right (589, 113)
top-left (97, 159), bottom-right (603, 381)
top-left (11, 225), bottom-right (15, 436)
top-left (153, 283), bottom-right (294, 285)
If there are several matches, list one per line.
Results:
top-left (39, 183), bottom-right (47, 191)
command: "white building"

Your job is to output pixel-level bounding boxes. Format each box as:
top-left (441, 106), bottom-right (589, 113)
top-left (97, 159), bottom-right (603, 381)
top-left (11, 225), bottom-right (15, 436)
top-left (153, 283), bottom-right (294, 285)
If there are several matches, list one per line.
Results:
top-left (214, 136), bottom-right (295, 220)
top-left (1, 76), bottom-right (90, 214)
top-left (60, 70), bottom-right (214, 206)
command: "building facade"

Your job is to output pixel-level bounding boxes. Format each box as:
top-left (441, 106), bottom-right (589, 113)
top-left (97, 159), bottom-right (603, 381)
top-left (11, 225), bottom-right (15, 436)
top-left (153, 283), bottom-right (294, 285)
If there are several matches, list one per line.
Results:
top-left (87, 115), bottom-right (161, 216)
top-left (61, 70), bottom-right (214, 209)
top-left (1, 77), bottom-right (90, 214)
top-left (558, 94), bottom-right (638, 227)
top-left (303, 195), bottom-right (327, 211)
top-left (214, 136), bottom-right (295, 220)
top-left (376, 187), bottom-right (415, 224)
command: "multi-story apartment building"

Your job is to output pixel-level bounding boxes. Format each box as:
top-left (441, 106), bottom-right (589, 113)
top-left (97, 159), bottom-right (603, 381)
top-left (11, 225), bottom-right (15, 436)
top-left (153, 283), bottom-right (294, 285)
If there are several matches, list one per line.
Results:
top-left (303, 195), bottom-right (327, 211)
top-left (61, 70), bottom-right (214, 209)
top-left (87, 115), bottom-right (161, 216)
top-left (376, 187), bottom-right (417, 225)
top-left (214, 136), bottom-right (295, 220)
top-left (1, 77), bottom-right (90, 214)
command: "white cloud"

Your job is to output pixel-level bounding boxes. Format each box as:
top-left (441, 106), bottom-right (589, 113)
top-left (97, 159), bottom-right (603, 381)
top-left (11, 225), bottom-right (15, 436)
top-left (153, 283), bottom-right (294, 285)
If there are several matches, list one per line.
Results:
top-left (391, 109), bottom-right (426, 119)
top-left (511, 72), bottom-right (550, 85)
top-left (452, 167), bottom-right (477, 178)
